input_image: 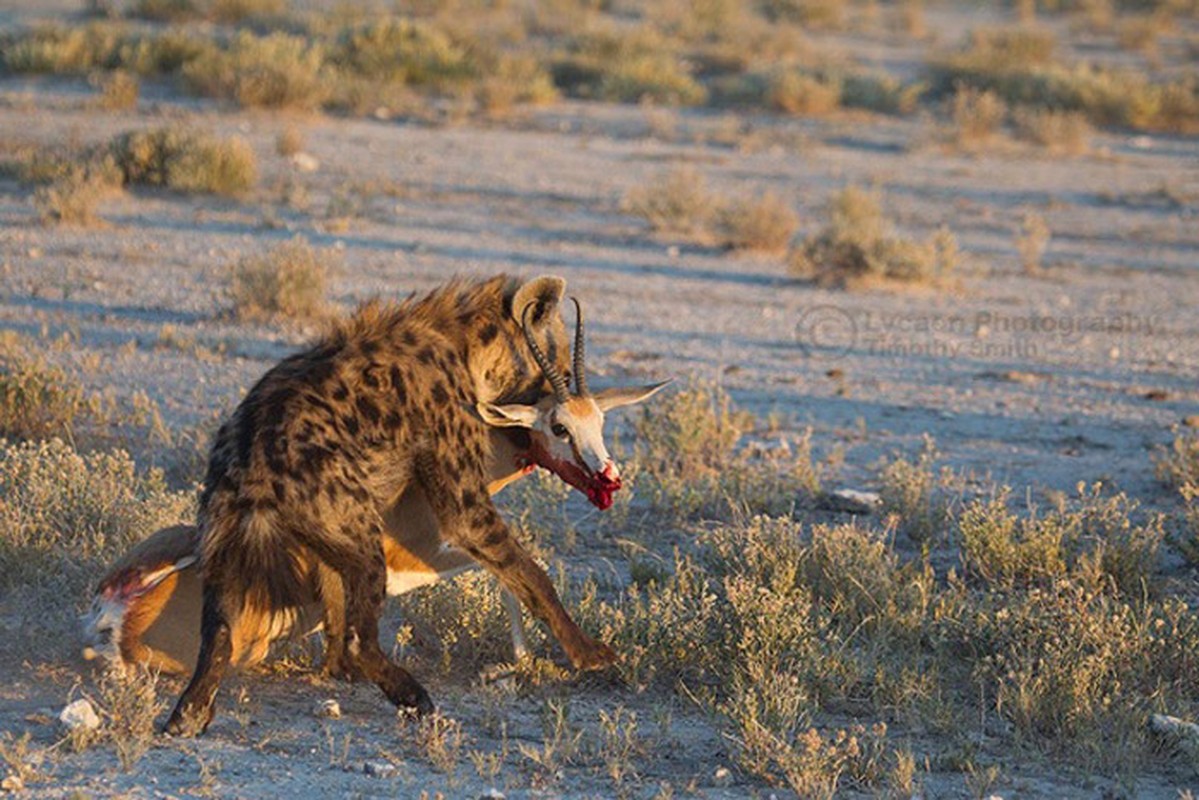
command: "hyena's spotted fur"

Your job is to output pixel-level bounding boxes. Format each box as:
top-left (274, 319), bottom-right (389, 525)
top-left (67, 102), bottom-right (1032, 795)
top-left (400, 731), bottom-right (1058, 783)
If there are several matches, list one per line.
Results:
top-left (165, 275), bottom-right (613, 735)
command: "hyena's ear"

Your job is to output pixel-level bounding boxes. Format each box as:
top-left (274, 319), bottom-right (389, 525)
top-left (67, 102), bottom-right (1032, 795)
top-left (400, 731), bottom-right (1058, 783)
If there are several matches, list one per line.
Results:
top-left (593, 380), bottom-right (672, 412)
top-left (476, 402), bottom-right (540, 429)
top-left (511, 275), bottom-right (566, 328)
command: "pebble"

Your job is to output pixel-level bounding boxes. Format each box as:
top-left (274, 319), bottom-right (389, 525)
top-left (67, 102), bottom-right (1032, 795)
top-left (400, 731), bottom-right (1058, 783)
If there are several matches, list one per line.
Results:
top-left (290, 152), bottom-right (320, 173)
top-left (362, 761), bottom-right (397, 778)
top-left (819, 488), bottom-right (883, 515)
top-left (713, 766), bottom-right (732, 787)
top-left (315, 699), bottom-right (341, 719)
top-left (478, 790), bottom-right (506, 800)
top-left (58, 699), bottom-right (100, 732)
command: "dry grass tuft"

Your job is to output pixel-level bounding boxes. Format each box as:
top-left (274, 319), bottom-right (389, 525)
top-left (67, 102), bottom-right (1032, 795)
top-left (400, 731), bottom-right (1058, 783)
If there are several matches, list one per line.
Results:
top-left (1015, 211), bottom-right (1050, 274)
top-left (789, 186), bottom-right (958, 288)
top-left (34, 167), bottom-right (119, 226)
top-left (90, 667), bottom-right (165, 771)
top-left (229, 237), bottom-right (328, 320)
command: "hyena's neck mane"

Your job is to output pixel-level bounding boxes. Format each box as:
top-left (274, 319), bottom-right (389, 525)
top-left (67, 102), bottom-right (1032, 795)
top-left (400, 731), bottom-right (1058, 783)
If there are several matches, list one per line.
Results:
top-left (327, 275), bottom-right (566, 406)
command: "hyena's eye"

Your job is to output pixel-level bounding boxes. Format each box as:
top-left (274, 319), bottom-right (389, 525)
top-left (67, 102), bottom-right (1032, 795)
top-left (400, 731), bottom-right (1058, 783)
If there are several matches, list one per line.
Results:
top-left (551, 423), bottom-right (569, 438)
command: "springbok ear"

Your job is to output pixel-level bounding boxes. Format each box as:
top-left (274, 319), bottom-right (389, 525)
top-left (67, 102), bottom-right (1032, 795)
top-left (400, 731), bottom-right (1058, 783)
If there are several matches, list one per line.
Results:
top-left (510, 275), bottom-right (565, 328)
top-left (593, 380), bottom-right (672, 412)
top-left (476, 402), bottom-right (540, 429)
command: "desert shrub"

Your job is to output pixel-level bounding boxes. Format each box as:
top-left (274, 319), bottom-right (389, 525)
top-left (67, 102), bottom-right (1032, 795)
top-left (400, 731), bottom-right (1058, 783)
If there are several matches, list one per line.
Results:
top-left (330, 18), bottom-right (476, 88)
top-left (840, 72), bottom-right (924, 115)
top-left (930, 43), bottom-right (1199, 133)
top-left (129, 0), bottom-right (200, 22)
top-left (111, 127), bottom-right (257, 196)
top-left (958, 486), bottom-right (1163, 597)
top-left (209, 0), bottom-right (286, 24)
top-left (553, 28), bottom-right (706, 106)
top-left (948, 84), bottom-right (1007, 147)
top-left (114, 29), bottom-right (213, 76)
top-left (88, 667), bottom-right (165, 771)
top-left (0, 438), bottom-right (193, 597)
top-left (1012, 107), bottom-right (1092, 153)
top-left (397, 568), bottom-right (546, 675)
top-left (766, 69), bottom-right (841, 116)
top-left (878, 443), bottom-right (954, 543)
top-left (1015, 211), bottom-right (1050, 273)
top-left (229, 237), bottom-right (327, 320)
top-left (965, 26), bottom-right (1058, 69)
top-left (94, 69), bottom-right (140, 110)
top-left (715, 191), bottom-right (799, 253)
top-left (629, 382), bottom-right (822, 522)
top-left (474, 54), bottom-right (558, 116)
top-left (622, 167), bottom-right (717, 238)
top-left (183, 31), bottom-right (327, 111)
top-left (275, 127), bottom-right (304, 157)
top-left (760, 0), bottom-right (846, 29)
top-left (34, 166), bottom-right (119, 226)
top-left (1, 23), bottom-right (125, 74)
top-left (961, 582), bottom-right (1199, 766)
top-left (789, 186), bottom-right (958, 287)
top-left (0, 337), bottom-right (89, 439)
top-left (1154, 430), bottom-right (1199, 492)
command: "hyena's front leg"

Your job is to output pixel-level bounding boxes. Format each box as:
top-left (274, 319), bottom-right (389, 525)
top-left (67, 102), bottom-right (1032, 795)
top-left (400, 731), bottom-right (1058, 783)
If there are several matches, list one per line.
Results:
top-left (417, 457), bottom-right (616, 670)
top-left (163, 584), bottom-right (233, 736)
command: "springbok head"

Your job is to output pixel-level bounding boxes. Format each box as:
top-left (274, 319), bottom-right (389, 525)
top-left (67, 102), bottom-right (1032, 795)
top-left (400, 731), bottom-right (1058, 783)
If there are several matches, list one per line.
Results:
top-left (478, 298), bottom-right (668, 510)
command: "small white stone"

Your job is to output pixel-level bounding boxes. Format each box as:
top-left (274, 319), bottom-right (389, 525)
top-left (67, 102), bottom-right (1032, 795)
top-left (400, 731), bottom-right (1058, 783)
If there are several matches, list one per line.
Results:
top-left (478, 790), bottom-right (506, 800)
top-left (289, 152), bottom-right (320, 173)
top-left (820, 488), bottom-right (883, 515)
top-left (363, 760), bottom-right (397, 778)
top-left (315, 699), bottom-right (341, 719)
top-left (59, 698), bottom-right (100, 732)
top-left (713, 766), bottom-right (732, 787)
top-left (667, 245), bottom-right (680, 257)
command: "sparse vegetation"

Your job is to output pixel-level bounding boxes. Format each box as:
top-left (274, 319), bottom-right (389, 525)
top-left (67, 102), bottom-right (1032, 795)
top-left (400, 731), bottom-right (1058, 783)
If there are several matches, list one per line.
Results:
top-left (1012, 107), bottom-right (1092, 154)
top-left (949, 84), bottom-right (1007, 147)
top-left (229, 237), bottom-right (328, 320)
top-left (183, 31), bottom-right (327, 111)
top-left (789, 186), bottom-right (958, 287)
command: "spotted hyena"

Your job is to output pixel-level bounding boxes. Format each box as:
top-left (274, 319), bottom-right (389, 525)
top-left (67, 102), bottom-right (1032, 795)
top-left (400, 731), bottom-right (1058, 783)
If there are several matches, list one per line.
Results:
top-left (164, 275), bottom-right (664, 735)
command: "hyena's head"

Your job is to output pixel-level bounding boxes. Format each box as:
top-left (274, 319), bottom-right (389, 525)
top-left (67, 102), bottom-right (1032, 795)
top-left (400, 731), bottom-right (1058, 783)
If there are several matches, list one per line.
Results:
top-left (478, 277), bottom-right (668, 510)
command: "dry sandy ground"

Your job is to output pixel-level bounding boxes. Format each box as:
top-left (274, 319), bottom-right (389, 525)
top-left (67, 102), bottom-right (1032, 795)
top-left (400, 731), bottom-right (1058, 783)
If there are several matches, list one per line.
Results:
top-left (1, 5), bottom-right (1199, 800)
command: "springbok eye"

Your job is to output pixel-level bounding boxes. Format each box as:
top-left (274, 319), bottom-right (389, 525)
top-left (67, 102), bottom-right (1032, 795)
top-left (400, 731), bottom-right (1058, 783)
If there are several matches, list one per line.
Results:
top-left (551, 422), bottom-right (569, 438)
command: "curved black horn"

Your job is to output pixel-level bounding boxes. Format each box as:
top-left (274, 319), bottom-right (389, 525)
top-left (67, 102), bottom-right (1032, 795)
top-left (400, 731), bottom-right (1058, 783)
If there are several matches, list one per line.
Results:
top-left (522, 303), bottom-right (569, 403)
top-left (570, 297), bottom-right (588, 396)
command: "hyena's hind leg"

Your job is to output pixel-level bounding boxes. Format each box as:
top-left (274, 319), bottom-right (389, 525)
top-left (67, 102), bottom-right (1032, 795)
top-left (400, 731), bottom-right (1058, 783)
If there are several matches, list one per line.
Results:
top-left (163, 584), bottom-right (233, 736)
top-left (316, 564), bottom-right (359, 681)
top-left (299, 518), bottom-right (433, 715)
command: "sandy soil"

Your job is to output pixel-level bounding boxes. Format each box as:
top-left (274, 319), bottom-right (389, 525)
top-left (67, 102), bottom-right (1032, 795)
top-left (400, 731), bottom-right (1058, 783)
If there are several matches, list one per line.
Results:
top-left (1, 3), bottom-right (1198, 798)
